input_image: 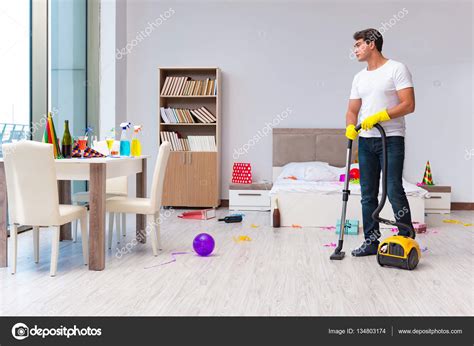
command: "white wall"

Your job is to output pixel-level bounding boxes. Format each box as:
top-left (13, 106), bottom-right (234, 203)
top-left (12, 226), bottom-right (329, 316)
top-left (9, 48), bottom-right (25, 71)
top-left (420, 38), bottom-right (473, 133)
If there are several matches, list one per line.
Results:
top-left (123, 0), bottom-right (473, 202)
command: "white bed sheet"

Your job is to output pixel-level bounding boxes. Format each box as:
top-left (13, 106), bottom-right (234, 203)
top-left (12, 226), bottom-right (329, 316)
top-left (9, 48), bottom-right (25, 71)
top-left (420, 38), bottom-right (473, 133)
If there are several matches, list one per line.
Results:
top-left (270, 178), bottom-right (429, 198)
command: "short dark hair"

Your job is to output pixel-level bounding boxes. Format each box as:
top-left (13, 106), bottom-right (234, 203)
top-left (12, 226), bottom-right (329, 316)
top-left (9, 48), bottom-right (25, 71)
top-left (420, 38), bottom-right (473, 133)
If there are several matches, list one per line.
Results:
top-left (353, 28), bottom-right (383, 52)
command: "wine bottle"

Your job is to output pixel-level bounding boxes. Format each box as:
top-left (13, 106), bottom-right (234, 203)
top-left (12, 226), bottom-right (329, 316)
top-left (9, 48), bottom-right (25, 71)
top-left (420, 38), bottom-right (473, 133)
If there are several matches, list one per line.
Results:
top-left (218, 215), bottom-right (243, 223)
top-left (273, 198), bottom-right (281, 228)
top-left (61, 120), bottom-right (72, 158)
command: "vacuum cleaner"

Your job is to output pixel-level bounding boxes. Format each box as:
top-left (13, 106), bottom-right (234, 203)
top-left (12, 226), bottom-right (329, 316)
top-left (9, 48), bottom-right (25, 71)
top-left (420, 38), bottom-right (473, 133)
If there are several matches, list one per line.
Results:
top-left (330, 123), bottom-right (420, 270)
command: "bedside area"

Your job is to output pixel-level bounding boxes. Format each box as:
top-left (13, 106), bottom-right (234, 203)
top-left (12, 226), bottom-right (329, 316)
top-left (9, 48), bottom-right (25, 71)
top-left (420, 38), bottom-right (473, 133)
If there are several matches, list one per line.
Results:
top-left (421, 185), bottom-right (452, 214)
top-left (229, 182), bottom-right (273, 211)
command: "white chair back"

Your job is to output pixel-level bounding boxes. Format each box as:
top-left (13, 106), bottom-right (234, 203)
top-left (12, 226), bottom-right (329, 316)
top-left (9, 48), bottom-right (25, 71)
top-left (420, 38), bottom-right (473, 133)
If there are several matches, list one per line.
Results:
top-left (106, 176), bottom-right (128, 195)
top-left (150, 141), bottom-right (171, 211)
top-left (3, 141), bottom-right (61, 226)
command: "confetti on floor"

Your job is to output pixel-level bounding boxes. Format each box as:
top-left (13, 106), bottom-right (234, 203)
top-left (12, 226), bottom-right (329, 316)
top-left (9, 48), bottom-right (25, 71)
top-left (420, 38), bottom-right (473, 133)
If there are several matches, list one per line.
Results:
top-left (443, 219), bottom-right (473, 226)
top-left (233, 235), bottom-right (252, 243)
top-left (321, 226), bottom-right (336, 231)
top-left (292, 224), bottom-right (302, 228)
top-left (421, 246), bottom-right (428, 253)
top-left (250, 224), bottom-right (260, 228)
top-left (324, 242), bottom-right (337, 247)
top-left (284, 176), bottom-right (298, 180)
top-left (144, 251), bottom-right (191, 269)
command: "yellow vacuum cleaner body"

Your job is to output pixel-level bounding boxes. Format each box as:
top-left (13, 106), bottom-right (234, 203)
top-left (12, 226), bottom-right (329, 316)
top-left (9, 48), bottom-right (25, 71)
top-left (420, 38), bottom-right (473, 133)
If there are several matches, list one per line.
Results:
top-left (377, 235), bottom-right (421, 270)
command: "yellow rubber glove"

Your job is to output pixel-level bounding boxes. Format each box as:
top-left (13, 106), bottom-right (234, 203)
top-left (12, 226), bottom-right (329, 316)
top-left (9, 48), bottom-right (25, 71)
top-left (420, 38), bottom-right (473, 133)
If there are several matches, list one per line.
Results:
top-left (345, 124), bottom-right (359, 140)
top-left (361, 109), bottom-right (391, 131)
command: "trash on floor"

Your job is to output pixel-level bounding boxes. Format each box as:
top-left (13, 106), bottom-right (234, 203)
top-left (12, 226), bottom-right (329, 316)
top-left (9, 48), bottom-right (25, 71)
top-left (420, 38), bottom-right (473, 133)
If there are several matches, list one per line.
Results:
top-left (233, 235), bottom-right (252, 242)
top-left (178, 209), bottom-right (216, 220)
top-left (443, 219), bottom-right (472, 226)
top-left (144, 252), bottom-right (191, 269)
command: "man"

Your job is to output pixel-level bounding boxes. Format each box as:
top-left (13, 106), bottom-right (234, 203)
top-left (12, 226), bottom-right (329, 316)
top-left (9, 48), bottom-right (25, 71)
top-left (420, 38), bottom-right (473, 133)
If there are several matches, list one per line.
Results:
top-left (345, 28), bottom-right (415, 256)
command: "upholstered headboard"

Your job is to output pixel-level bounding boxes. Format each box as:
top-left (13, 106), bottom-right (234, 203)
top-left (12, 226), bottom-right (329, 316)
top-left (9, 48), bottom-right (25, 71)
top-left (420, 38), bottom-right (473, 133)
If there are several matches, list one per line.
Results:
top-left (272, 128), bottom-right (358, 181)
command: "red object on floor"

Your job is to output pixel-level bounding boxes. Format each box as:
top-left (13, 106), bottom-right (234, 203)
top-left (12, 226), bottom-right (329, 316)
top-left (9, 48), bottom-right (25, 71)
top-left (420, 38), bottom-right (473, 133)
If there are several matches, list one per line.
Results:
top-left (232, 162), bottom-right (252, 184)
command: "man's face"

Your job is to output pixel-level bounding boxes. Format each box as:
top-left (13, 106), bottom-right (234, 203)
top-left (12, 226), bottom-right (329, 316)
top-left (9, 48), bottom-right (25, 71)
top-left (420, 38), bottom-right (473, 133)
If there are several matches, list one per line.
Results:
top-left (353, 38), bottom-right (373, 61)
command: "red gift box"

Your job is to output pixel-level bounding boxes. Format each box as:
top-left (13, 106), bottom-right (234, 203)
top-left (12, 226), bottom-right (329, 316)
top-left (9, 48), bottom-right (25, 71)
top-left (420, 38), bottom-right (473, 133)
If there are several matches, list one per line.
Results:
top-left (232, 162), bottom-right (252, 184)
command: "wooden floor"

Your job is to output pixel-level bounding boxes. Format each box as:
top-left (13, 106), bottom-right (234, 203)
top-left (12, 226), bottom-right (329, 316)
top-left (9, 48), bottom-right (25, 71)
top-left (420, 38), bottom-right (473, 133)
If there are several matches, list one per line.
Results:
top-left (0, 209), bottom-right (472, 316)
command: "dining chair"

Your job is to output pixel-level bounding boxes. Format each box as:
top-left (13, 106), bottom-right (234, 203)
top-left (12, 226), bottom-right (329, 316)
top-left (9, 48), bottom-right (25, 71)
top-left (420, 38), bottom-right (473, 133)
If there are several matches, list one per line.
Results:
top-left (72, 176), bottom-right (128, 244)
top-left (106, 141), bottom-right (171, 254)
top-left (3, 141), bottom-right (88, 276)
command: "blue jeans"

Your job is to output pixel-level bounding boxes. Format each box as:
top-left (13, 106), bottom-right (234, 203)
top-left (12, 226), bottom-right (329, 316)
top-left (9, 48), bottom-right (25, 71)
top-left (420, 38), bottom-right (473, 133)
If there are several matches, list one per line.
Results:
top-left (358, 136), bottom-right (413, 241)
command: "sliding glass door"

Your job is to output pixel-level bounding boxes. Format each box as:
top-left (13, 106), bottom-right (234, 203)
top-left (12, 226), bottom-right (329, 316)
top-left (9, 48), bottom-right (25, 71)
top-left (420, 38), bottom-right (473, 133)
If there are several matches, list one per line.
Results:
top-left (0, 0), bottom-right (31, 157)
top-left (49, 0), bottom-right (87, 139)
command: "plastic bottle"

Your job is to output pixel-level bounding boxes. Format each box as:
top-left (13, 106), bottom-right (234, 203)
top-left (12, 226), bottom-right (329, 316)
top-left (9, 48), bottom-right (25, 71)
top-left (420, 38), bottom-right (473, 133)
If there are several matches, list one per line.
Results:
top-left (119, 122), bottom-right (131, 156)
top-left (131, 125), bottom-right (142, 157)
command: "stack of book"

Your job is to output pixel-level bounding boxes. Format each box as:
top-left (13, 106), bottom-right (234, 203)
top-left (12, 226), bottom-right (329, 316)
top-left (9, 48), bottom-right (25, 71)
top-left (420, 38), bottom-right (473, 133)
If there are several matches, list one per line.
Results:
top-left (160, 106), bottom-right (216, 124)
top-left (161, 132), bottom-right (217, 152)
top-left (161, 77), bottom-right (217, 96)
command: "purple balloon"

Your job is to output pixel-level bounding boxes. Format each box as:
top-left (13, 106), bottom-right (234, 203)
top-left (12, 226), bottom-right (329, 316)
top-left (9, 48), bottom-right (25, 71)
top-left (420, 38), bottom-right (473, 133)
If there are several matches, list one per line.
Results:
top-left (193, 233), bottom-right (215, 257)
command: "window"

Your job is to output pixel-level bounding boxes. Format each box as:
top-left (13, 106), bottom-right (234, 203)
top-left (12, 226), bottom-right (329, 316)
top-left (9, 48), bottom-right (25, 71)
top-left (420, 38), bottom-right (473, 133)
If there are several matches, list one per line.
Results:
top-left (0, 0), bottom-right (31, 155)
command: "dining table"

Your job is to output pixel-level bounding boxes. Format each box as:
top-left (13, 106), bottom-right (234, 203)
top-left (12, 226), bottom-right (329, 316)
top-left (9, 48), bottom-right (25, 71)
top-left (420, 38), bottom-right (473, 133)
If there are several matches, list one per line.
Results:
top-left (0, 155), bottom-right (149, 271)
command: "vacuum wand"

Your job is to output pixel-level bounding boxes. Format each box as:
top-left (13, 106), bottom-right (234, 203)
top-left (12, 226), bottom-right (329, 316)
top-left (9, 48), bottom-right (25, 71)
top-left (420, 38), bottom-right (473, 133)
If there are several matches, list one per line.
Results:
top-left (330, 124), bottom-right (362, 260)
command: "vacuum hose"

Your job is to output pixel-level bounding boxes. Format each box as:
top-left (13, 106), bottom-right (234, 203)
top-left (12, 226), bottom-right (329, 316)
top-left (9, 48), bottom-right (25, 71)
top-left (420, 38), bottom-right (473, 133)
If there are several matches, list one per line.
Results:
top-left (370, 123), bottom-right (416, 239)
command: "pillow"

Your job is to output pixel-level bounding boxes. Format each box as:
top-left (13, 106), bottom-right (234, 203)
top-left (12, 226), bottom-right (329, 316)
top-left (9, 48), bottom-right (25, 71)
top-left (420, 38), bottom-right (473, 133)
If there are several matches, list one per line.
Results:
top-left (278, 161), bottom-right (338, 182)
top-left (278, 162), bottom-right (316, 180)
top-left (305, 163), bottom-right (339, 182)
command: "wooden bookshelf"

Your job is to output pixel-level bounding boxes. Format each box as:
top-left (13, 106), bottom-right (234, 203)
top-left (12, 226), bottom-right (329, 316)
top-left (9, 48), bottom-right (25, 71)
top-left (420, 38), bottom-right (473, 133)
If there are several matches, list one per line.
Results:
top-left (158, 67), bottom-right (221, 208)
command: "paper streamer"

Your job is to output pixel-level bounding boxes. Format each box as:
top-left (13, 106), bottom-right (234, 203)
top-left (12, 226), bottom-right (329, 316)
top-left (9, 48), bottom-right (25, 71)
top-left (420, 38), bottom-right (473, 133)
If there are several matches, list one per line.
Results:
top-left (144, 251), bottom-right (190, 269)
top-left (233, 235), bottom-right (251, 242)
top-left (321, 226), bottom-right (336, 231)
top-left (324, 242), bottom-right (337, 247)
top-left (443, 219), bottom-right (473, 226)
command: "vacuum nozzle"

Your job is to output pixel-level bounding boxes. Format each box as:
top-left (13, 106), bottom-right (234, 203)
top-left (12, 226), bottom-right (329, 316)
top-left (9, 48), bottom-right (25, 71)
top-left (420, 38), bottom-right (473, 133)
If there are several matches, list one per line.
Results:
top-left (330, 250), bottom-right (345, 260)
top-left (330, 240), bottom-right (345, 260)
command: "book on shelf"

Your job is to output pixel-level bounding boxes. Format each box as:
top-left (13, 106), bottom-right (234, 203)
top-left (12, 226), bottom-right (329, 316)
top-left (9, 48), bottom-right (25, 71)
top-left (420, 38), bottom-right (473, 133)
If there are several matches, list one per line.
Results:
top-left (161, 76), bottom-right (217, 96)
top-left (160, 106), bottom-right (216, 124)
top-left (160, 131), bottom-right (217, 152)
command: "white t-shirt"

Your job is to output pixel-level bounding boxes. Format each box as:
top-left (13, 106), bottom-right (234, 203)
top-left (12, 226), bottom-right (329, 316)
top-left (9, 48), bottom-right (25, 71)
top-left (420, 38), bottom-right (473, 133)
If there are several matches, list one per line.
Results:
top-left (349, 59), bottom-right (413, 137)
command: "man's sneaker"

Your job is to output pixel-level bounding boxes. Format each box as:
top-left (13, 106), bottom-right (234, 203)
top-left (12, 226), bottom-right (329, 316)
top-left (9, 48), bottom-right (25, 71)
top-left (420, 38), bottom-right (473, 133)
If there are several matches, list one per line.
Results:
top-left (351, 241), bottom-right (379, 257)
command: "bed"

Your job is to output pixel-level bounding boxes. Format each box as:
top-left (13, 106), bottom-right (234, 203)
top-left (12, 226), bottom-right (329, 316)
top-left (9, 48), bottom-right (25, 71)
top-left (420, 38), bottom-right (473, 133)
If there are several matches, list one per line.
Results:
top-left (270, 128), bottom-right (427, 228)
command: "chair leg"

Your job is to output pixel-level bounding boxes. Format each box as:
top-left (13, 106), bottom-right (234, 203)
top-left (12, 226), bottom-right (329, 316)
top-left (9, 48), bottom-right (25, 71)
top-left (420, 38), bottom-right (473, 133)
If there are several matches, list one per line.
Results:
top-left (11, 224), bottom-right (18, 275)
top-left (50, 226), bottom-right (60, 277)
top-left (108, 212), bottom-right (114, 249)
top-left (73, 219), bottom-right (78, 243)
top-left (33, 226), bottom-right (40, 263)
top-left (80, 215), bottom-right (88, 265)
top-left (147, 214), bottom-right (158, 256)
top-left (115, 213), bottom-right (121, 244)
top-left (121, 213), bottom-right (126, 237)
top-left (155, 212), bottom-right (163, 251)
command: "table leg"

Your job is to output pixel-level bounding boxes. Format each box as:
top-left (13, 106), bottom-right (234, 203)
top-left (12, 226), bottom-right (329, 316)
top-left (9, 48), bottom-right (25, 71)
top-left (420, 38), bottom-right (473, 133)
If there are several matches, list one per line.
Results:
top-left (58, 180), bottom-right (72, 240)
top-left (136, 158), bottom-right (147, 243)
top-left (89, 163), bottom-right (106, 271)
top-left (0, 162), bottom-right (7, 267)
